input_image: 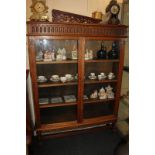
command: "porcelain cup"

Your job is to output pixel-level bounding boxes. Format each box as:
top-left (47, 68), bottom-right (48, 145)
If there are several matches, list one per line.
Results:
top-left (60, 77), bottom-right (67, 83)
top-left (100, 72), bottom-right (105, 77)
top-left (90, 73), bottom-right (95, 77)
top-left (109, 72), bottom-right (114, 75)
top-left (98, 75), bottom-right (102, 80)
top-left (108, 72), bottom-right (115, 79)
top-left (65, 74), bottom-right (72, 79)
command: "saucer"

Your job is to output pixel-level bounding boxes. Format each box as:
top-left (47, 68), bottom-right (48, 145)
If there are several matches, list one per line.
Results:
top-left (101, 75), bottom-right (107, 79)
top-left (108, 76), bottom-right (115, 80)
top-left (50, 77), bottom-right (60, 82)
top-left (37, 78), bottom-right (47, 83)
top-left (66, 76), bottom-right (74, 82)
top-left (88, 75), bottom-right (97, 80)
top-left (98, 77), bottom-right (106, 81)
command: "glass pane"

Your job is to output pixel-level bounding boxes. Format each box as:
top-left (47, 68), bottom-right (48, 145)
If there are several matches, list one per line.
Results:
top-left (35, 39), bottom-right (78, 61)
top-left (84, 102), bottom-right (114, 119)
top-left (85, 40), bottom-right (120, 60)
top-left (83, 40), bottom-right (119, 119)
top-left (40, 105), bottom-right (77, 124)
top-left (34, 39), bottom-right (79, 124)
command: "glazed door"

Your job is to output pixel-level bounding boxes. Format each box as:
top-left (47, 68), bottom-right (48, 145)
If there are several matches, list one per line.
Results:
top-left (83, 38), bottom-right (121, 121)
top-left (29, 36), bottom-right (82, 125)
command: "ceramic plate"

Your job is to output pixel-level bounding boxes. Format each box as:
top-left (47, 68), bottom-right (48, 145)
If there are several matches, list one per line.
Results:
top-left (39, 98), bottom-right (49, 104)
top-left (64, 95), bottom-right (76, 102)
top-left (51, 97), bottom-right (63, 103)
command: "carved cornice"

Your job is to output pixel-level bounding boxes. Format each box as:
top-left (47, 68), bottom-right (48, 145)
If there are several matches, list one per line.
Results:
top-left (27, 22), bottom-right (128, 38)
top-left (52, 9), bottom-right (102, 24)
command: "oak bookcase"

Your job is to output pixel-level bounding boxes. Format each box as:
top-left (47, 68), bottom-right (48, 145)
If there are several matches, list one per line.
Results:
top-left (27, 21), bottom-right (128, 137)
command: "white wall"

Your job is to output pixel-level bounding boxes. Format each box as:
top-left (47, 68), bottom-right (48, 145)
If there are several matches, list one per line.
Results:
top-left (26, 0), bottom-right (123, 21)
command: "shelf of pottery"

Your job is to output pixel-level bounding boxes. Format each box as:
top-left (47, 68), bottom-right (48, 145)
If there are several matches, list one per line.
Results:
top-left (35, 39), bottom-right (119, 121)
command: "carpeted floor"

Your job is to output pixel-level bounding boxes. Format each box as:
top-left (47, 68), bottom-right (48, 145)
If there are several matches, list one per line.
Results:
top-left (29, 129), bottom-right (125, 155)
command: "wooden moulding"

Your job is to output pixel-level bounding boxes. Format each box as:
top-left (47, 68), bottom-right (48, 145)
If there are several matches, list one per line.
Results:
top-left (37, 115), bottom-right (117, 134)
top-left (27, 21), bottom-right (128, 38)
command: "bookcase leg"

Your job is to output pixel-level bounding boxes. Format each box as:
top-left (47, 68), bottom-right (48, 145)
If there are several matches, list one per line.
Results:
top-left (37, 131), bottom-right (42, 145)
top-left (111, 122), bottom-right (117, 132)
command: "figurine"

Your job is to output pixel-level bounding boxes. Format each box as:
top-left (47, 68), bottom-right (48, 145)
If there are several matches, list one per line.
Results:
top-left (51, 52), bottom-right (55, 61)
top-left (85, 49), bottom-right (89, 60)
top-left (56, 48), bottom-right (62, 61)
top-left (105, 85), bottom-right (115, 99)
top-left (51, 48), bottom-right (56, 61)
top-left (62, 48), bottom-right (67, 60)
top-left (56, 48), bottom-right (67, 61)
top-left (108, 72), bottom-right (115, 80)
top-left (36, 50), bottom-right (43, 61)
top-left (90, 90), bottom-right (98, 99)
top-left (98, 87), bottom-right (107, 99)
top-left (85, 49), bottom-right (93, 60)
top-left (71, 45), bottom-right (78, 60)
top-left (88, 50), bottom-right (93, 60)
top-left (43, 51), bottom-right (52, 61)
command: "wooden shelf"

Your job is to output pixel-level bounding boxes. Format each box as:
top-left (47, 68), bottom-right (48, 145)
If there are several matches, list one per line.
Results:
top-left (40, 102), bottom-right (77, 108)
top-left (36, 60), bottom-right (77, 64)
top-left (84, 98), bottom-right (115, 104)
top-left (39, 99), bottom-right (114, 108)
top-left (85, 59), bottom-right (119, 63)
top-left (37, 115), bottom-right (116, 132)
top-left (38, 81), bottom-right (78, 88)
top-left (36, 59), bottom-right (119, 64)
top-left (84, 79), bottom-right (117, 84)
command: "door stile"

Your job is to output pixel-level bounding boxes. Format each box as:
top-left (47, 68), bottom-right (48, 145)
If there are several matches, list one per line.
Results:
top-left (77, 37), bottom-right (85, 123)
